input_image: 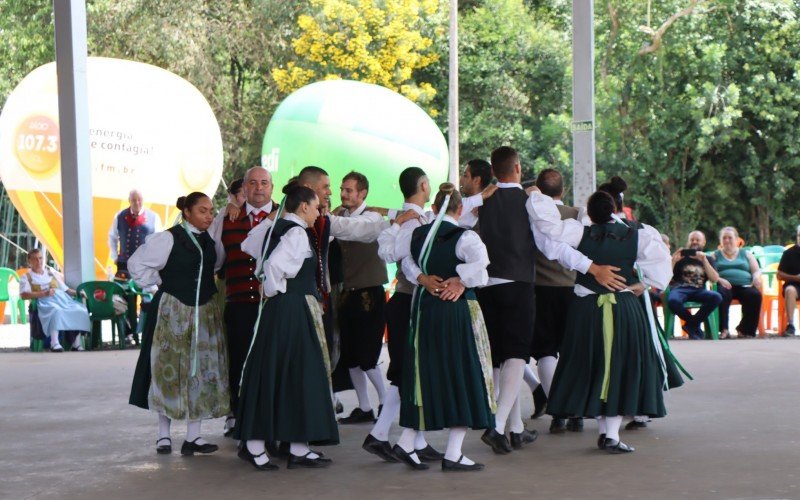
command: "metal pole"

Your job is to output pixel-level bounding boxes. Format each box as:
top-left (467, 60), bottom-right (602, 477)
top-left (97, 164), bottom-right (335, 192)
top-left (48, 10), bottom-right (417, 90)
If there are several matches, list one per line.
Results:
top-left (54, 0), bottom-right (94, 286)
top-left (447, 0), bottom-right (459, 183)
top-left (571, 0), bottom-right (596, 207)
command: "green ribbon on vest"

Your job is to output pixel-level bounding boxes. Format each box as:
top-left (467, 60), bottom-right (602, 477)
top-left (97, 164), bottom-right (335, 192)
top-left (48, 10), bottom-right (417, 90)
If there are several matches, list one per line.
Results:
top-left (597, 293), bottom-right (617, 402)
top-left (181, 221), bottom-right (203, 378)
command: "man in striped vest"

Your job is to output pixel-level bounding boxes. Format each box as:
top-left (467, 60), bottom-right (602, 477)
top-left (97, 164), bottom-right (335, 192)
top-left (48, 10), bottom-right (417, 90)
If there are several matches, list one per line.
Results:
top-left (211, 166), bottom-right (277, 436)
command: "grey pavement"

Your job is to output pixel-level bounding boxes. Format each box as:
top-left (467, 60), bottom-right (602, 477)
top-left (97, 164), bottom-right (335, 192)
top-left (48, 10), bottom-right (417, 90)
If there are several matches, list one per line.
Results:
top-left (2, 338), bottom-right (799, 499)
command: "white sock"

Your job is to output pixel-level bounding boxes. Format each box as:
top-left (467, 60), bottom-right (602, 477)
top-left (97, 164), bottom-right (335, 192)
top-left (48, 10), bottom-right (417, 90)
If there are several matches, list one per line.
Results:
top-left (370, 386), bottom-right (400, 441)
top-left (494, 358), bottom-right (526, 434)
top-left (396, 428), bottom-right (421, 464)
top-left (596, 416), bottom-right (607, 435)
top-left (444, 427), bottom-right (473, 464)
top-left (493, 368), bottom-right (501, 400)
top-left (158, 414), bottom-right (171, 440)
top-left (538, 356), bottom-right (558, 396)
top-left (186, 420), bottom-right (207, 445)
top-left (508, 395), bottom-right (524, 434)
top-left (246, 440), bottom-right (270, 465)
top-left (365, 367), bottom-right (386, 405)
top-left (290, 442), bottom-right (319, 459)
top-left (349, 368), bottom-right (372, 412)
top-left (605, 416), bottom-right (623, 441)
top-left (414, 431), bottom-right (429, 450)
top-left (523, 364), bottom-right (540, 392)
top-left (49, 331), bottom-right (61, 348)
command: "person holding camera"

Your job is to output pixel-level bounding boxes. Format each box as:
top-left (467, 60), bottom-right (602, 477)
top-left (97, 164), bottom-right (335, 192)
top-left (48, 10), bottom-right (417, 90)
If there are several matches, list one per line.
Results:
top-left (666, 231), bottom-right (722, 340)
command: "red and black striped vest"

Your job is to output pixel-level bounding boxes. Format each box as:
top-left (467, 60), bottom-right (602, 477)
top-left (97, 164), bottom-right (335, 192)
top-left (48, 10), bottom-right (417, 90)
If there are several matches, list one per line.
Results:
top-left (220, 202), bottom-right (277, 303)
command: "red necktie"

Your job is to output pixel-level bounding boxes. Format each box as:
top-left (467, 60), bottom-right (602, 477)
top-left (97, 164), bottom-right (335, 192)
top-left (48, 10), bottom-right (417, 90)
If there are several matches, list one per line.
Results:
top-left (251, 210), bottom-right (267, 228)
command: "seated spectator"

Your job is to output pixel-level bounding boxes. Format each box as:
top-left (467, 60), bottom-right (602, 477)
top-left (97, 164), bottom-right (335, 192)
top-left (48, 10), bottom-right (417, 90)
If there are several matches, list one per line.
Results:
top-left (666, 231), bottom-right (722, 339)
top-left (19, 249), bottom-right (91, 352)
top-left (776, 225), bottom-right (800, 336)
top-left (713, 227), bottom-right (763, 338)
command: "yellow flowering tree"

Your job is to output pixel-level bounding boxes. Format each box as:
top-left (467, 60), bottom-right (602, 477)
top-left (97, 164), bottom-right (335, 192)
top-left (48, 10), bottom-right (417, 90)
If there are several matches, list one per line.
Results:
top-left (273, 0), bottom-right (443, 105)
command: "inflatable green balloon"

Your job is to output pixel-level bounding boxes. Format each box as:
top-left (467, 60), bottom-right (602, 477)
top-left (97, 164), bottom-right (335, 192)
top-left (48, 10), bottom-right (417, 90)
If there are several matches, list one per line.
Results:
top-left (261, 80), bottom-right (448, 207)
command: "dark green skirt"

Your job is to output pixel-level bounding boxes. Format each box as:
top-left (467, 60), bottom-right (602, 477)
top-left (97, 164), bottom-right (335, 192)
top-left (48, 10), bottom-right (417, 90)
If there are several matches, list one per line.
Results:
top-left (547, 292), bottom-right (667, 418)
top-left (399, 293), bottom-right (494, 431)
top-left (233, 292), bottom-right (339, 445)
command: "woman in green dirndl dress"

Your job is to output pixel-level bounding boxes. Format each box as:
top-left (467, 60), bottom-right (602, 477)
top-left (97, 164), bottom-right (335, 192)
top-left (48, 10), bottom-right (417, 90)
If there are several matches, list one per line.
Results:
top-left (528, 190), bottom-right (672, 453)
top-left (234, 184), bottom-right (338, 471)
top-left (393, 183), bottom-right (495, 472)
top-left (128, 192), bottom-right (230, 456)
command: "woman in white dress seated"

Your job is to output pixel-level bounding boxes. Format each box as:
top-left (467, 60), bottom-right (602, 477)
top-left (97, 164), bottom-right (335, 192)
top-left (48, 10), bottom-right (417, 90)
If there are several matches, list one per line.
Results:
top-left (19, 248), bottom-right (91, 352)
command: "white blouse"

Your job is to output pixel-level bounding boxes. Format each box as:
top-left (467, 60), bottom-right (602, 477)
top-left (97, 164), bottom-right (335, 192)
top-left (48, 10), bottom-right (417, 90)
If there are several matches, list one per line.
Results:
top-left (377, 203), bottom-right (430, 264)
top-left (399, 215), bottom-right (490, 288)
top-left (241, 210), bottom-right (387, 273)
top-left (19, 269), bottom-right (68, 293)
top-left (127, 223), bottom-right (225, 290)
top-left (261, 213), bottom-right (314, 297)
top-left (526, 192), bottom-right (672, 295)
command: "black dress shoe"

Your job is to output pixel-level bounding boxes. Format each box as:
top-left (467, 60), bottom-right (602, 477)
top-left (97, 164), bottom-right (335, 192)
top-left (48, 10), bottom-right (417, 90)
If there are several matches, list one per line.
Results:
top-left (531, 385), bottom-right (547, 419)
top-left (338, 408), bottom-right (376, 424)
top-left (156, 438), bottom-right (171, 455)
top-left (566, 417), bottom-right (584, 432)
top-left (415, 444), bottom-right (444, 461)
top-left (509, 429), bottom-right (539, 450)
top-left (442, 456), bottom-right (485, 472)
top-left (287, 452), bottom-right (332, 469)
top-left (481, 429), bottom-right (512, 454)
top-left (549, 418), bottom-right (567, 434)
top-left (335, 400), bottom-right (344, 414)
top-left (625, 419), bottom-right (648, 431)
top-left (391, 445), bottom-right (429, 470)
top-left (180, 438), bottom-right (219, 455)
top-left (362, 434), bottom-right (398, 462)
top-left (238, 446), bottom-right (279, 471)
top-left (597, 433), bottom-right (606, 450)
top-left (603, 438), bottom-right (635, 454)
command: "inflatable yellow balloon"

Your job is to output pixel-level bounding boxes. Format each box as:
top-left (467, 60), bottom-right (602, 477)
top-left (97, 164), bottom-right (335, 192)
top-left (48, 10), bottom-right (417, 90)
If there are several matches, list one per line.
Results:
top-left (0, 57), bottom-right (223, 278)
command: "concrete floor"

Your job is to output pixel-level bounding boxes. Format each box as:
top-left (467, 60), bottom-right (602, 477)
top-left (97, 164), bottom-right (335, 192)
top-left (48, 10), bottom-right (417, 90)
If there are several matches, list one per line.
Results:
top-left (2, 338), bottom-right (799, 500)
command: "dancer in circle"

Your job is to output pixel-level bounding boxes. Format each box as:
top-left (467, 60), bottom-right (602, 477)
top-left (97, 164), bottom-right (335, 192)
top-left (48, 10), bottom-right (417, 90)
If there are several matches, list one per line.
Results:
top-left (394, 182), bottom-right (495, 472)
top-left (128, 192), bottom-right (229, 456)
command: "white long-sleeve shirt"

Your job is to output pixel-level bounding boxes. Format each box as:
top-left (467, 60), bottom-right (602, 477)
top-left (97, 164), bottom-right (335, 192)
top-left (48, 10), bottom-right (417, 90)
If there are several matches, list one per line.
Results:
top-left (526, 191), bottom-right (672, 296)
top-left (127, 223), bottom-right (224, 290)
top-left (260, 213), bottom-right (314, 297)
top-left (377, 203), bottom-right (430, 264)
top-left (398, 215), bottom-right (490, 288)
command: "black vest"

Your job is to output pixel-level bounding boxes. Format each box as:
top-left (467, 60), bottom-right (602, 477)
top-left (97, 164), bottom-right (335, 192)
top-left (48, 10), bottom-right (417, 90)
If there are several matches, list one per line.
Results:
top-left (574, 222), bottom-right (640, 294)
top-left (478, 187), bottom-right (536, 283)
top-left (159, 225), bottom-right (218, 306)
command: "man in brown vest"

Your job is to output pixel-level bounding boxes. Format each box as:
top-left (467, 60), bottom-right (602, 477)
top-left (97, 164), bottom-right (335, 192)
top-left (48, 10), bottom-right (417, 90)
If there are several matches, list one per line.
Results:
top-left (335, 171), bottom-right (389, 424)
top-left (210, 166), bottom-right (277, 436)
top-left (530, 169), bottom-right (584, 434)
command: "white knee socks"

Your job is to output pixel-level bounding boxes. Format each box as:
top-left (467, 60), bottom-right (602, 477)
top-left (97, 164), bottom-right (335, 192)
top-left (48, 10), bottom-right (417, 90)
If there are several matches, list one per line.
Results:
top-left (370, 385), bottom-right (400, 441)
top-left (493, 368), bottom-right (501, 400)
top-left (605, 416), bottom-right (623, 441)
top-left (494, 358), bottom-right (526, 434)
top-left (538, 356), bottom-right (558, 396)
top-left (523, 364), bottom-right (540, 392)
top-left (444, 427), bottom-right (474, 465)
top-left (158, 414), bottom-right (171, 440)
top-left (290, 442), bottom-right (319, 459)
top-left (414, 431), bottom-right (429, 450)
top-left (349, 368), bottom-right (372, 411)
top-left (246, 439), bottom-right (270, 465)
top-left (508, 395), bottom-right (524, 434)
top-left (596, 416), bottom-right (607, 435)
top-left (396, 428), bottom-right (422, 464)
top-left (365, 367), bottom-right (386, 406)
top-left (186, 420), bottom-right (208, 445)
